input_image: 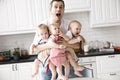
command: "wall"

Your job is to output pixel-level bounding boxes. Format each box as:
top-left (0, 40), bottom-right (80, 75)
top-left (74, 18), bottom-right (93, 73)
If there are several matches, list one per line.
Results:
top-left (0, 12), bottom-right (120, 53)
top-left (63, 12), bottom-right (120, 44)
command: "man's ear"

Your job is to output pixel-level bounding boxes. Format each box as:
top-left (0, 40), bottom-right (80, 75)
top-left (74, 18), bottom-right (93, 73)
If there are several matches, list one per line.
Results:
top-left (49, 7), bottom-right (51, 12)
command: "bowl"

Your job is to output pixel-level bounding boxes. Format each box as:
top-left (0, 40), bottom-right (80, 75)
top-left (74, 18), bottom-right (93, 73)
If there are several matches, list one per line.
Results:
top-left (114, 46), bottom-right (120, 52)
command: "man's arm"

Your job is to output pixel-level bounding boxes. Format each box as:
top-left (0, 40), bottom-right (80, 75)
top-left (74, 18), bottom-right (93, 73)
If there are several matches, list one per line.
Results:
top-left (48, 37), bottom-right (66, 49)
top-left (59, 31), bottom-right (70, 41)
top-left (62, 40), bottom-right (80, 49)
top-left (29, 33), bottom-right (51, 55)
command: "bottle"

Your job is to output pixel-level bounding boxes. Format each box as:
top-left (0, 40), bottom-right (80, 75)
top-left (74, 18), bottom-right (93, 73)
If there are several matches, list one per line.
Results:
top-left (84, 44), bottom-right (89, 53)
top-left (13, 48), bottom-right (20, 60)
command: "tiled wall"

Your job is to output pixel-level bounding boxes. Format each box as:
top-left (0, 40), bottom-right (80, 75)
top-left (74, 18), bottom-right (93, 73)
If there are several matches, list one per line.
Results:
top-left (0, 12), bottom-right (120, 53)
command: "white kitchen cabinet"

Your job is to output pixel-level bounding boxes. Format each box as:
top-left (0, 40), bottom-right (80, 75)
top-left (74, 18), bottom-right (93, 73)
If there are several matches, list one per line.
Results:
top-left (0, 0), bottom-right (16, 34)
top-left (0, 0), bottom-right (50, 35)
top-left (90, 0), bottom-right (120, 28)
top-left (0, 64), bottom-right (15, 80)
top-left (34, 0), bottom-right (50, 26)
top-left (0, 0), bottom-right (36, 35)
top-left (64, 0), bottom-right (91, 13)
top-left (98, 72), bottom-right (120, 80)
top-left (0, 62), bottom-right (34, 80)
top-left (96, 54), bottom-right (120, 80)
top-left (13, 0), bottom-right (36, 32)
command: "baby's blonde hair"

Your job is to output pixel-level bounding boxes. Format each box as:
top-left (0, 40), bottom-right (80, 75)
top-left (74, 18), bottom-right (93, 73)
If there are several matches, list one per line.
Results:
top-left (37, 24), bottom-right (49, 34)
top-left (48, 23), bottom-right (59, 33)
top-left (68, 20), bottom-right (82, 30)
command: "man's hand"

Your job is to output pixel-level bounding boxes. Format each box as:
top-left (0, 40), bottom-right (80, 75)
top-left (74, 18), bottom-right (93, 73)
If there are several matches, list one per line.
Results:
top-left (59, 45), bottom-right (66, 49)
top-left (77, 36), bottom-right (82, 42)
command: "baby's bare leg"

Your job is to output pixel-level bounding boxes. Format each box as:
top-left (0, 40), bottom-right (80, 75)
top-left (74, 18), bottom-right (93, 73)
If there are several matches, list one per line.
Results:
top-left (49, 62), bottom-right (57, 80)
top-left (63, 60), bottom-right (70, 78)
top-left (66, 52), bottom-right (84, 77)
top-left (32, 59), bottom-right (41, 77)
top-left (57, 62), bottom-right (69, 80)
top-left (57, 66), bottom-right (64, 79)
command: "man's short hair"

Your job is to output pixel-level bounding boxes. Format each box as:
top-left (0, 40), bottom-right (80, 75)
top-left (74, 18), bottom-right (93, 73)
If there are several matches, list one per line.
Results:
top-left (50, 0), bottom-right (65, 8)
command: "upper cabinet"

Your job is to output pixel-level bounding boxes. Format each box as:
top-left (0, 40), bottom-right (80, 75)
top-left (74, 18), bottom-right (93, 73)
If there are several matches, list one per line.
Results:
top-left (13, 0), bottom-right (36, 32)
top-left (0, 0), bottom-right (16, 34)
top-left (90, 0), bottom-right (120, 28)
top-left (34, 0), bottom-right (50, 26)
top-left (64, 0), bottom-right (91, 13)
top-left (0, 0), bottom-right (49, 35)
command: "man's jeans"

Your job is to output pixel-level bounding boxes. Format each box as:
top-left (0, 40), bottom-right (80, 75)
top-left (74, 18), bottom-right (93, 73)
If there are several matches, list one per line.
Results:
top-left (40, 66), bottom-right (76, 80)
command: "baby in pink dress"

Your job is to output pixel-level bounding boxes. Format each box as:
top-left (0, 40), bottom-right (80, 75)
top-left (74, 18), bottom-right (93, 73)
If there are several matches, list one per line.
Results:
top-left (48, 23), bottom-right (70, 80)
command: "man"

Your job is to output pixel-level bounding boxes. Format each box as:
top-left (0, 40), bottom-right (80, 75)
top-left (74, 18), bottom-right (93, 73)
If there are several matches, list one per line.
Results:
top-left (30, 0), bottom-right (83, 80)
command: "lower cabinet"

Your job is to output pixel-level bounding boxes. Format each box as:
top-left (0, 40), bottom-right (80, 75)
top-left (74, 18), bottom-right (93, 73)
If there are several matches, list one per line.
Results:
top-left (96, 54), bottom-right (120, 80)
top-left (0, 62), bottom-right (34, 80)
top-left (97, 72), bottom-right (120, 80)
top-left (0, 64), bottom-right (14, 80)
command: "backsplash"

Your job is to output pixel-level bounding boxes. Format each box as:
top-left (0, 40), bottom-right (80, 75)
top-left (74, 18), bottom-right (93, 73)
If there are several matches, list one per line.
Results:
top-left (0, 12), bottom-right (120, 53)
top-left (0, 33), bottom-right (35, 52)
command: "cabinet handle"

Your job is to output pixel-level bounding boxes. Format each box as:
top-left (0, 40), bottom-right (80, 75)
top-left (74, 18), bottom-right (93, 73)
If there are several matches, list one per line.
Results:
top-left (12, 65), bottom-right (14, 71)
top-left (82, 64), bottom-right (93, 67)
top-left (15, 64), bottom-right (17, 71)
top-left (108, 55), bottom-right (115, 58)
top-left (110, 73), bottom-right (116, 76)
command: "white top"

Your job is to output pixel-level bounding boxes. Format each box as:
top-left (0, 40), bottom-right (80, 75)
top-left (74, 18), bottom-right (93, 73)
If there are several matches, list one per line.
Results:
top-left (66, 30), bottom-right (80, 39)
top-left (66, 30), bottom-right (73, 39)
top-left (33, 18), bottom-right (70, 44)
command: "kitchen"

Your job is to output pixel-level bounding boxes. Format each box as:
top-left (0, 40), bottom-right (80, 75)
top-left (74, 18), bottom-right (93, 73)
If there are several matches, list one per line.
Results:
top-left (0, 0), bottom-right (120, 80)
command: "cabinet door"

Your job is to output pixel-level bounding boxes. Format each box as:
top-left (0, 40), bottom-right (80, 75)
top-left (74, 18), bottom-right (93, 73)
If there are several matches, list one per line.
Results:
top-left (90, 0), bottom-right (120, 28)
top-left (98, 72), bottom-right (120, 80)
top-left (96, 54), bottom-right (120, 73)
top-left (14, 0), bottom-right (36, 31)
top-left (34, 0), bottom-right (50, 26)
top-left (18, 62), bottom-right (33, 80)
top-left (0, 0), bottom-right (36, 35)
top-left (0, 64), bottom-right (14, 80)
top-left (64, 0), bottom-right (91, 13)
top-left (0, 0), bottom-right (16, 35)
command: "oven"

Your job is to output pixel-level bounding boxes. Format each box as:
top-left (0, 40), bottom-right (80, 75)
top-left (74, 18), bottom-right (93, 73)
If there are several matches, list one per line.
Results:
top-left (78, 57), bottom-right (97, 78)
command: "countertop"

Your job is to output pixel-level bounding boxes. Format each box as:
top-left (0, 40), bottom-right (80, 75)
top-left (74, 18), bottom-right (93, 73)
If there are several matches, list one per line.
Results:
top-left (69, 78), bottom-right (105, 80)
top-left (0, 55), bottom-right (37, 65)
top-left (0, 52), bottom-right (120, 65)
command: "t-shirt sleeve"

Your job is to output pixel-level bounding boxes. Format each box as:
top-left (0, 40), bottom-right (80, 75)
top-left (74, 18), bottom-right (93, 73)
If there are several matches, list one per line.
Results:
top-left (66, 31), bottom-right (73, 39)
top-left (32, 33), bottom-right (40, 46)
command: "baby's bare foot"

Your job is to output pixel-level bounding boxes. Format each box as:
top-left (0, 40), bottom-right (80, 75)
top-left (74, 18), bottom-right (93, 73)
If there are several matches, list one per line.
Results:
top-left (32, 72), bottom-right (38, 77)
top-left (74, 71), bottom-right (83, 77)
top-left (51, 78), bottom-right (56, 80)
top-left (75, 65), bottom-right (85, 71)
top-left (59, 75), bottom-right (68, 80)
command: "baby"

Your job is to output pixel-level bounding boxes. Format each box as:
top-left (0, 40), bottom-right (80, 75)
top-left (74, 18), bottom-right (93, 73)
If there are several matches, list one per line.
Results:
top-left (31, 24), bottom-right (50, 77)
top-left (48, 23), bottom-right (70, 80)
top-left (31, 23), bottom-right (69, 80)
top-left (49, 23), bottom-right (85, 79)
top-left (66, 20), bottom-right (85, 57)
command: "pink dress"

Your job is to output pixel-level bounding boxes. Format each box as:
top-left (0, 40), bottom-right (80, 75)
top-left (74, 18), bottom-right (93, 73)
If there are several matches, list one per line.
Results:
top-left (49, 35), bottom-right (66, 67)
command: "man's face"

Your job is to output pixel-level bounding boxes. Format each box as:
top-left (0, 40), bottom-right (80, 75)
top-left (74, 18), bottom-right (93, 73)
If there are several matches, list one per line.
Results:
top-left (50, 1), bottom-right (64, 21)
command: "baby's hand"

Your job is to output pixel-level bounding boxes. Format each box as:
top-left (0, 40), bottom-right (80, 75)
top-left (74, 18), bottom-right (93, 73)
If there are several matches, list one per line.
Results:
top-left (77, 36), bottom-right (82, 42)
top-left (59, 45), bottom-right (66, 49)
top-left (59, 31), bottom-right (64, 37)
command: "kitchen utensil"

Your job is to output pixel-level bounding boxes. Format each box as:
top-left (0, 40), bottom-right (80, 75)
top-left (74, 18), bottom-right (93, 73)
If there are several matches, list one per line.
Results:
top-left (21, 50), bottom-right (28, 58)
